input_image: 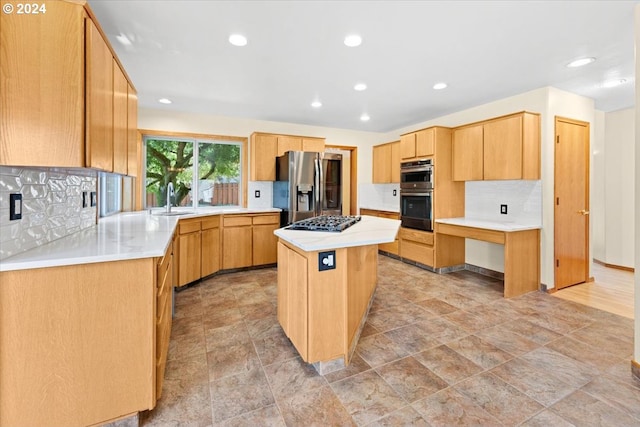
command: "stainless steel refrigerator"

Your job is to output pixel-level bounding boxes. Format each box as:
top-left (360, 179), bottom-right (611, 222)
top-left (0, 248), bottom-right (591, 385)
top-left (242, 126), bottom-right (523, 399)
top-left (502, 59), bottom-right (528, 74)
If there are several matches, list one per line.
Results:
top-left (273, 151), bottom-right (342, 226)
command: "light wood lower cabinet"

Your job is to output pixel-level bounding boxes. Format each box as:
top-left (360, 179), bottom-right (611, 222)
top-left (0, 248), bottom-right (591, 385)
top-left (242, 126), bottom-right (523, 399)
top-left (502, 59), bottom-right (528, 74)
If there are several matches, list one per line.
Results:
top-left (399, 227), bottom-right (434, 266)
top-left (222, 213), bottom-right (279, 269)
top-left (360, 209), bottom-right (400, 255)
top-left (155, 241), bottom-right (173, 399)
top-left (277, 240), bottom-right (378, 364)
top-left (201, 217), bottom-right (221, 277)
top-left (177, 218), bottom-right (202, 286)
top-left (0, 246), bottom-right (175, 427)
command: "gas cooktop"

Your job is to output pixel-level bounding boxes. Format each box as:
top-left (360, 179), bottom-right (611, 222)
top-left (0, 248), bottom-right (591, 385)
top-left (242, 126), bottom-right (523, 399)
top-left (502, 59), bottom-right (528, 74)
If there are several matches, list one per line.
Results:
top-left (286, 215), bottom-right (362, 232)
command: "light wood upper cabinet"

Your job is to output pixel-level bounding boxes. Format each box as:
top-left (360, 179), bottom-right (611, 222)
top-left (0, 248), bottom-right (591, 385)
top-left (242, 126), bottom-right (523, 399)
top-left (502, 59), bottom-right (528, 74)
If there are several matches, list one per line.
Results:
top-left (452, 112), bottom-right (540, 181)
top-left (250, 134), bottom-right (278, 181)
top-left (250, 133), bottom-right (325, 181)
top-left (85, 18), bottom-right (114, 171)
top-left (416, 128), bottom-right (435, 157)
top-left (277, 136), bottom-right (302, 156)
top-left (372, 143), bottom-right (392, 183)
top-left (302, 138), bottom-right (325, 152)
top-left (452, 124), bottom-right (484, 181)
top-left (0, 1), bottom-right (85, 167)
top-left (112, 60), bottom-right (128, 175)
top-left (400, 128), bottom-right (435, 160)
top-left (127, 85), bottom-right (139, 177)
top-left (0, 2), bottom-right (138, 175)
top-left (372, 141), bottom-right (400, 184)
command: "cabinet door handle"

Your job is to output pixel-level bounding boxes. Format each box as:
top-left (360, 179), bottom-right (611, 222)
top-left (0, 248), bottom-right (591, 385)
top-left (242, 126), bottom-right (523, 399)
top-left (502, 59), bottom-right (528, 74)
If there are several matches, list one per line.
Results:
top-left (578, 209), bottom-right (590, 215)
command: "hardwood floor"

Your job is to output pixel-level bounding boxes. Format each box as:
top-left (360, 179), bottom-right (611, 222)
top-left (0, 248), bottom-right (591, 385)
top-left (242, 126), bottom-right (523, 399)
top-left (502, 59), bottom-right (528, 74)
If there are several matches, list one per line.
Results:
top-left (553, 261), bottom-right (635, 319)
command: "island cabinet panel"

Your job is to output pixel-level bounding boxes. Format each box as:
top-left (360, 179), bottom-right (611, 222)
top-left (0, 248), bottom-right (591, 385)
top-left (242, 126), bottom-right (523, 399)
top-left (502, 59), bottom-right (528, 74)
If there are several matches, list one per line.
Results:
top-left (277, 242), bottom-right (309, 360)
top-left (0, 0), bottom-right (85, 167)
top-left (346, 245), bottom-right (378, 351)
top-left (0, 259), bottom-right (156, 427)
top-left (307, 249), bottom-right (347, 363)
top-left (277, 240), bottom-right (379, 365)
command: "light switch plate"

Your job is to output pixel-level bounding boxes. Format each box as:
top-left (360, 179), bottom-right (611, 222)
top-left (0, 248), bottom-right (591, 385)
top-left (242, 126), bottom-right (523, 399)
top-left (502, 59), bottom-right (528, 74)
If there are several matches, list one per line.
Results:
top-left (10, 193), bottom-right (22, 220)
top-left (500, 204), bottom-right (508, 215)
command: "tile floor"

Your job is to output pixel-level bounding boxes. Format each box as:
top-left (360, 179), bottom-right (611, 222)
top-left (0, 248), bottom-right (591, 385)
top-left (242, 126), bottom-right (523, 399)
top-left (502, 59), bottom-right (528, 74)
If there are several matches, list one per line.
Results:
top-left (140, 256), bottom-right (640, 427)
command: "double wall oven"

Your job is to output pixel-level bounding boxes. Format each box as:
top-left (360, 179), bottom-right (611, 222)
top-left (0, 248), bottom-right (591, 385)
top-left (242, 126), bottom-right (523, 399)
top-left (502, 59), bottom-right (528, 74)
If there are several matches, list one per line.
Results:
top-left (400, 159), bottom-right (433, 231)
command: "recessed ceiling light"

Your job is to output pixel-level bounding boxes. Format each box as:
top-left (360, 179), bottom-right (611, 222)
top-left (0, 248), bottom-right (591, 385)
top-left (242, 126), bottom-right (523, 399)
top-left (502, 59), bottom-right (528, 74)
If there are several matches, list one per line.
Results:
top-left (354, 83), bottom-right (367, 91)
top-left (344, 34), bottom-right (362, 47)
top-left (433, 82), bottom-right (448, 90)
top-left (360, 114), bottom-right (370, 122)
top-left (229, 34), bottom-right (248, 47)
top-left (158, 98), bottom-right (172, 104)
top-left (567, 57), bottom-right (596, 68)
top-left (311, 100), bottom-right (322, 108)
top-left (602, 78), bottom-right (627, 88)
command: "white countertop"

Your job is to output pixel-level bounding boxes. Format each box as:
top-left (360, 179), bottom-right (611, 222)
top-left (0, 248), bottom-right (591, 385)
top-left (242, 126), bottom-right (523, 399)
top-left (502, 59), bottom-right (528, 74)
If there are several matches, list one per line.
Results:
top-left (0, 207), bottom-right (280, 272)
top-left (274, 215), bottom-right (401, 252)
top-left (435, 217), bottom-right (541, 232)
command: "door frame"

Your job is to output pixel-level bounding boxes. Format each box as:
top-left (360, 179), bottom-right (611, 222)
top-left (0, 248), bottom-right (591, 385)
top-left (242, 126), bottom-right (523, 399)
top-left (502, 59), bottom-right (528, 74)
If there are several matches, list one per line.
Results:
top-left (554, 116), bottom-right (591, 289)
top-left (326, 144), bottom-right (358, 215)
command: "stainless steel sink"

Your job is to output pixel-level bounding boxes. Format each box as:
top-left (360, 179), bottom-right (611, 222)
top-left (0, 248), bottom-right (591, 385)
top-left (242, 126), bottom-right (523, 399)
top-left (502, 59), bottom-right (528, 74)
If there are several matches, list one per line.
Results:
top-left (151, 211), bottom-right (194, 216)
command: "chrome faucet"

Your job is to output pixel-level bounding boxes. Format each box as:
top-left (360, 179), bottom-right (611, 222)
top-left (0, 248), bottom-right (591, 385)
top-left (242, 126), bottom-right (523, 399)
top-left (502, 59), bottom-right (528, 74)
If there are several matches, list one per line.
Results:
top-left (166, 182), bottom-right (174, 213)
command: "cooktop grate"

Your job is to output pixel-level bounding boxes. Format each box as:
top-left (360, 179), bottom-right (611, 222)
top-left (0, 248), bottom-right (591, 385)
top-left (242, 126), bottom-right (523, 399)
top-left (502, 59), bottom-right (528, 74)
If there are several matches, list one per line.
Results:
top-left (286, 215), bottom-right (361, 232)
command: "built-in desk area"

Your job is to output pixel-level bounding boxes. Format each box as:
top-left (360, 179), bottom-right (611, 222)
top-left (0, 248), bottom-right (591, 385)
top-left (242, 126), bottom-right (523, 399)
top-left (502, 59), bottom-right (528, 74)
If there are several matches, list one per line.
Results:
top-left (435, 218), bottom-right (541, 298)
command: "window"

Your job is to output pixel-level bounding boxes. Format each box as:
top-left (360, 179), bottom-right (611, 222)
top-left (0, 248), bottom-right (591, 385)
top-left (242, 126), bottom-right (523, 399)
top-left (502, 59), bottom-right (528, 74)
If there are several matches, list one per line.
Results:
top-left (99, 172), bottom-right (122, 217)
top-left (144, 135), bottom-right (242, 209)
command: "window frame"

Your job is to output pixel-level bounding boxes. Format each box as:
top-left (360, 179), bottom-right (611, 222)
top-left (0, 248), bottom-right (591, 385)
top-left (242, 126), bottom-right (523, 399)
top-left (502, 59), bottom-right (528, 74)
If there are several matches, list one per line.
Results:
top-left (140, 130), bottom-right (248, 209)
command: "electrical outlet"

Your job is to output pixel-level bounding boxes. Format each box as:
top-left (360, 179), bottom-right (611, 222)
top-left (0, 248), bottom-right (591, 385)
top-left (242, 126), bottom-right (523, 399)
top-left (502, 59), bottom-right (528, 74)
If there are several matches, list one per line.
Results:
top-left (318, 250), bottom-right (336, 271)
top-left (393, 189), bottom-right (397, 196)
top-left (9, 193), bottom-right (22, 220)
top-left (500, 204), bottom-right (508, 215)
top-left (255, 190), bottom-right (261, 198)
top-left (82, 191), bottom-right (89, 208)
top-left (90, 191), bottom-right (97, 207)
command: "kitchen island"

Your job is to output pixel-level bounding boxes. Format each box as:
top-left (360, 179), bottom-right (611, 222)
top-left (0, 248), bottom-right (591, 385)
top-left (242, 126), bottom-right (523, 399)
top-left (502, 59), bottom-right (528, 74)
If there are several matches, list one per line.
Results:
top-left (274, 215), bottom-right (400, 372)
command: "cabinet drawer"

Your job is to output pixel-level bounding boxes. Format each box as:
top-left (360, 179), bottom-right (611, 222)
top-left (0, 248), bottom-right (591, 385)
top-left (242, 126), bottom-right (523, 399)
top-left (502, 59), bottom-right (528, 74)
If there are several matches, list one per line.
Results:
top-left (399, 228), bottom-right (434, 245)
top-left (179, 219), bottom-right (201, 234)
top-left (252, 214), bottom-right (279, 225)
top-left (401, 240), bottom-right (434, 266)
top-left (201, 216), bottom-right (220, 230)
top-left (223, 215), bottom-right (252, 227)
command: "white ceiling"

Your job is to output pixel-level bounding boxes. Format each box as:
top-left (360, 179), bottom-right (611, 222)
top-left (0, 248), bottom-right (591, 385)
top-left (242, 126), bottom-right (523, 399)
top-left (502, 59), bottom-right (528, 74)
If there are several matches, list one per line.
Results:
top-left (89, 0), bottom-right (638, 133)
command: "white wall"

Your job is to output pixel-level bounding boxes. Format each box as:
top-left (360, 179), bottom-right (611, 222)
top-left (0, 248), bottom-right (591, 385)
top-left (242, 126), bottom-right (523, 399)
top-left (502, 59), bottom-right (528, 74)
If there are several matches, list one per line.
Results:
top-left (592, 111), bottom-right (606, 262)
top-left (603, 108), bottom-right (635, 268)
top-left (633, 2), bottom-right (639, 371)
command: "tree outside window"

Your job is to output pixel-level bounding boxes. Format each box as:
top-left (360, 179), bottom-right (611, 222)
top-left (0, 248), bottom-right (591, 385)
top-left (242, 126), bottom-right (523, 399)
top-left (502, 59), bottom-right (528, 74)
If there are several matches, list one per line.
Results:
top-left (145, 137), bottom-right (240, 208)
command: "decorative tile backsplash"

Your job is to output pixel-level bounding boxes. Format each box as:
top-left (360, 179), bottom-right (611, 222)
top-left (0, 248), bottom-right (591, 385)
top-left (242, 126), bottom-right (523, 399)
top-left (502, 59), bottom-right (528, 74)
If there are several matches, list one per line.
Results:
top-left (0, 166), bottom-right (97, 260)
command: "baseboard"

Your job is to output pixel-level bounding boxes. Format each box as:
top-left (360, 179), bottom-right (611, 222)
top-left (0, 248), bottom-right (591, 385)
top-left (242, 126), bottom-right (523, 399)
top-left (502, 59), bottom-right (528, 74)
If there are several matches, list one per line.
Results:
top-left (594, 258), bottom-right (635, 272)
top-left (464, 263), bottom-right (504, 280)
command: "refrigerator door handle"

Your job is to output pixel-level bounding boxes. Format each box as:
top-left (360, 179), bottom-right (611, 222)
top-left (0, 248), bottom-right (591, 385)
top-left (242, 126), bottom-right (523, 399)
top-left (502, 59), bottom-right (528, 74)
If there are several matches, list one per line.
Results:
top-left (315, 156), bottom-right (323, 216)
